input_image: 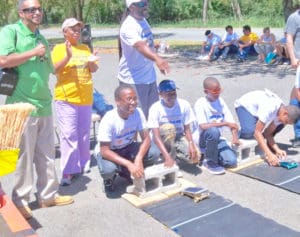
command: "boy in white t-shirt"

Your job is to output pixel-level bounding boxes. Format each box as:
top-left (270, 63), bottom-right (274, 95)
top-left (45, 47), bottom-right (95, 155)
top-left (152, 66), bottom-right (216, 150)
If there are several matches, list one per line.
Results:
top-left (148, 80), bottom-right (200, 167)
top-left (194, 77), bottom-right (239, 175)
top-left (234, 89), bottom-right (300, 166)
top-left (94, 85), bottom-right (160, 196)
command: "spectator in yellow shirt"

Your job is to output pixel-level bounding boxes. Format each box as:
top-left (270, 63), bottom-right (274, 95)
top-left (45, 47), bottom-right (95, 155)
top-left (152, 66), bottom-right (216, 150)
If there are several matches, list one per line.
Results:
top-left (237, 25), bottom-right (259, 62)
top-left (51, 18), bottom-right (99, 186)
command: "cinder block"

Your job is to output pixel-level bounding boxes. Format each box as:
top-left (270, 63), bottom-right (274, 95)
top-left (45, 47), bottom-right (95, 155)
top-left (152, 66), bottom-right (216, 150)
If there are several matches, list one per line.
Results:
top-left (232, 139), bottom-right (259, 162)
top-left (126, 164), bottom-right (180, 198)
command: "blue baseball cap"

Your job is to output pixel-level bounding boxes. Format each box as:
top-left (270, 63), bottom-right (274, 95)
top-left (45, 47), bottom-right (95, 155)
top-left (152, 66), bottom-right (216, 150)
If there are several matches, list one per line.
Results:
top-left (158, 79), bottom-right (178, 92)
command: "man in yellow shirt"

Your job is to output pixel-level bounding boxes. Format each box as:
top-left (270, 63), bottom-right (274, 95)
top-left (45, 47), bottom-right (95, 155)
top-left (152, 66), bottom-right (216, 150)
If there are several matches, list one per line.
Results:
top-left (237, 25), bottom-right (259, 62)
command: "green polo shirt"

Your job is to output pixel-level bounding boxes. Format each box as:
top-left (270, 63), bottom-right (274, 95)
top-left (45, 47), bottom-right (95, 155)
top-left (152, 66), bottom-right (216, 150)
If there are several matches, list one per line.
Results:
top-left (0, 20), bottom-right (54, 116)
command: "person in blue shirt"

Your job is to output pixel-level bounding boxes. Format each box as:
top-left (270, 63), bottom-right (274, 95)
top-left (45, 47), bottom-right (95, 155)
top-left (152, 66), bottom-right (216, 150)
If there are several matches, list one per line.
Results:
top-left (201, 30), bottom-right (222, 61)
top-left (219, 25), bottom-right (239, 60)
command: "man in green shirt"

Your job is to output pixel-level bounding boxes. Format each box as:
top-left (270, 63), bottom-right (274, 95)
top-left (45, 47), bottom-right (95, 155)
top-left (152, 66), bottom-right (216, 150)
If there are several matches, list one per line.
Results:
top-left (0, 0), bottom-right (73, 219)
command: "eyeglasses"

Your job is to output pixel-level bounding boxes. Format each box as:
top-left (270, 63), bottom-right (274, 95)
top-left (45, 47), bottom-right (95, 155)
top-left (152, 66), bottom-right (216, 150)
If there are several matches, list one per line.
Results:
top-left (133, 1), bottom-right (148, 8)
top-left (22, 7), bottom-right (43, 14)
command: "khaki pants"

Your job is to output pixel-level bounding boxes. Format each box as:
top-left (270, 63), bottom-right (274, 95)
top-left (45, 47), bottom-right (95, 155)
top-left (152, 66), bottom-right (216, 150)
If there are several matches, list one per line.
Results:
top-left (12, 116), bottom-right (59, 207)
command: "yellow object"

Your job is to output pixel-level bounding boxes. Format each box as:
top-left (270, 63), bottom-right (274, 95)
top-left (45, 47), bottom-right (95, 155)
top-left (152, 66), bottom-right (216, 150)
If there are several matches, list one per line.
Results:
top-left (0, 149), bottom-right (19, 177)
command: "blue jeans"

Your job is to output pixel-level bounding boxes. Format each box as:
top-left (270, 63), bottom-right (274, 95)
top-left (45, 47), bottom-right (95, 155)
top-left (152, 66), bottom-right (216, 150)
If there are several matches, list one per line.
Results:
top-left (236, 106), bottom-right (285, 139)
top-left (204, 45), bottom-right (220, 59)
top-left (221, 45), bottom-right (238, 58)
top-left (96, 142), bottom-right (160, 180)
top-left (238, 44), bottom-right (257, 59)
top-left (290, 98), bottom-right (300, 138)
top-left (199, 127), bottom-right (237, 167)
top-left (235, 106), bottom-right (258, 139)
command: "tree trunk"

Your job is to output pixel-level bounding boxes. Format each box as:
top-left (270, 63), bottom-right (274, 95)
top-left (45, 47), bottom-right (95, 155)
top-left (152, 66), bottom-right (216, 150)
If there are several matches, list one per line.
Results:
top-left (202, 0), bottom-right (209, 23)
top-left (231, 0), bottom-right (242, 20)
top-left (283, 0), bottom-right (299, 21)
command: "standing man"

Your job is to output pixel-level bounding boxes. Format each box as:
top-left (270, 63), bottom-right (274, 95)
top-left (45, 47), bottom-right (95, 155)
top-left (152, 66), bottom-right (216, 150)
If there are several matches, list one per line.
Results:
top-left (286, 6), bottom-right (300, 147)
top-left (0, 0), bottom-right (73, 219)
top-left (118, 0), bottom-right (170, 119)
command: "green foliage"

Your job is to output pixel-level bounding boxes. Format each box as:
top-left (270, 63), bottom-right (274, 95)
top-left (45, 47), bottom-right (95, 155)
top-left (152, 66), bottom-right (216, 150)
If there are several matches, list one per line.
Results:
top-left (0, 0), bottom-right (290, 28)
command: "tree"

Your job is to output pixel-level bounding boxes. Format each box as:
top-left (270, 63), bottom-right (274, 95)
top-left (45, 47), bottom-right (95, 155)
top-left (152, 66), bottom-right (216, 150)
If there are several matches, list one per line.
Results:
top-left (283, 0), bottom-right (300, 21)
top-left (231, 0), bottom-right (242, 20)
top-left (202, 0), bottom-right (209, 23)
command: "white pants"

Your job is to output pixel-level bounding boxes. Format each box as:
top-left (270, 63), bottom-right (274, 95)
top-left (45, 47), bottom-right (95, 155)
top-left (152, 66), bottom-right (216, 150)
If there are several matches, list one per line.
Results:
top-left (12, 116), bottom-right (59, 207)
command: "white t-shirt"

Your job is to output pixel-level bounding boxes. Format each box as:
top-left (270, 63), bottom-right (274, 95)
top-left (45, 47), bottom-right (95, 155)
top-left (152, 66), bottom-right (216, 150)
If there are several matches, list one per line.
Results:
top-left (148, 98), bottom-right (196, 135)
top-left (194, 96), bottom-right (235, 134)
top-left (234, 89), bottom-right (283, 125)
top-left (118, 15), bottom-right (156, 84)
top-left (222, 32), bottom-right (239, 46)
top-left (97, 108), bottom-right (147, 150)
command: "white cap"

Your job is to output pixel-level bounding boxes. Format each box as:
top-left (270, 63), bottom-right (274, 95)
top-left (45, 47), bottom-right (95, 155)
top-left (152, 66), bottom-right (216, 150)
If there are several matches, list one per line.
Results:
top-left (61, 18), bottom-right (84, 31)
top-left (126, 0), bottom-right (141, 8)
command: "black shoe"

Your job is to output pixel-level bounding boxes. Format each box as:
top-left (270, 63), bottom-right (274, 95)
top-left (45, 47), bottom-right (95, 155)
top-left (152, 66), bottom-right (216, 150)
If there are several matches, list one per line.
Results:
top-left (292, 138), bottom-right (300, 148)
top-left (103, 174), bottom-right (117, 194)
top-left (119, 171), bottom-right (133, 184)
top-left (237, 57), bottom-right (244, 63)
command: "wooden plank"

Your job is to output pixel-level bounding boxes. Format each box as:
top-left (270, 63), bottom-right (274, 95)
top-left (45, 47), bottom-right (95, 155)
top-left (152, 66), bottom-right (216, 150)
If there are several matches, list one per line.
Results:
top-left (122, 178), bottom-right (197, 208)
top-left (0, 192), bottom-right (37, 237)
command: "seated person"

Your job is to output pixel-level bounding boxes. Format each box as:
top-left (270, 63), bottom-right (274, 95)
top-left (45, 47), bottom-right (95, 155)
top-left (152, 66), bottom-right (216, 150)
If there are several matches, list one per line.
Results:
top-left (148, 80), bottom-right (200, 167)
top-left (95, 85), bottom-right (160, 196)
top-left (234, 89), bottom-right (300, 166)
top-left (254, 27), bottom-right (276, 63)
top-left (219, 25), bottom-right (239, 60)
top-left (201, 30), bottom-right (222, 61)
top-left (237, 25), bottom-right (259, 61)
top-left (274, 32), bottom-right (290, 64)
top-left (194, 77), bottom-right (239, 175)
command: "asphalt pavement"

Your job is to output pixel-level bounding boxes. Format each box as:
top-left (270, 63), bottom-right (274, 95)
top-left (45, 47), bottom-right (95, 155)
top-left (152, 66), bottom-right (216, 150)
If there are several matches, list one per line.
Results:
top-left (1, 28), bottom-right (300, 237)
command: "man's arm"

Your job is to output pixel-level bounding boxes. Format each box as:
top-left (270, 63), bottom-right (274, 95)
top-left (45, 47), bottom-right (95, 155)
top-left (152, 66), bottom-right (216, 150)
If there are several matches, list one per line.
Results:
top-left (100, 141), bottom-right (144, 178)
top-left (184, 124), bottom-right (198, 162)
top-left (253, 120), bottom-right (280, 166)
top-left (134, 41), bottom-right (170, 74)
top-left (287, 33), bottom-right (299, 68)
top-left (0, 44), bottom-right (46, 68)
top-left (152, 127), bottom-right (175, 167)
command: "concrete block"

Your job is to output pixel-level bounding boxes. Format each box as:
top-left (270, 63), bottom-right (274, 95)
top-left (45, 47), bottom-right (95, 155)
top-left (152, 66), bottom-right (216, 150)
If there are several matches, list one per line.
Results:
top-left (126, 164), bottom-right (180, 198)
top-left (232, 139), bottom-right (259, 162)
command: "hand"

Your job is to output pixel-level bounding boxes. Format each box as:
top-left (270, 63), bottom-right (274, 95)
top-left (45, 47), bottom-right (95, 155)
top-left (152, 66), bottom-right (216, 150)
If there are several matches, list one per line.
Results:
top-left (188, 143), bottom-right (198, 163)
top-left (34, 43), bottom-right (46, 57)
top-left (231, 138), bottom-right (240, 146)
top-left (128, 162), bottom-right (144, 178)
top-left (266, 153), bottom-right (280, 166)
top-left (155, 57), bottom-right (170, 75)
top-left (275, 149), bottom-right (287, 159)
top-left (164, 157), bottom-right (175, 167)
top-left (65, 40), bottom-right (72, 59)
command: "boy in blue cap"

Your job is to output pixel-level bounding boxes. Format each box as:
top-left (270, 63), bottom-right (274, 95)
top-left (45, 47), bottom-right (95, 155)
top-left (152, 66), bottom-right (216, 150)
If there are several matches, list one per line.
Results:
top-left (148, 79), bottom-right (200, 166)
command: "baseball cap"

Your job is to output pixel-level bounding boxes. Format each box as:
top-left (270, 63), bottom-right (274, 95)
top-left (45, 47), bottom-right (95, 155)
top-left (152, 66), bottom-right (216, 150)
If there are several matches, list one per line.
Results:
top-left (158, 80), bottom-right (178, 92)
top-left (62, 18), bottom-right (84, 31)
top-left (126, 0), bottom-right (141, 8)
top-left (205, 30), bottom-right (211, 36)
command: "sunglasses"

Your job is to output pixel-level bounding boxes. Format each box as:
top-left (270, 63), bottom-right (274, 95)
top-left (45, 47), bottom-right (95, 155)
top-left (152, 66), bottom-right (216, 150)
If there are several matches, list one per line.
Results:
top-left (22, 7), bottom-right (43, 14)
top-left (205, 88), bottom-right (222, 95)
top-left (133, 2), bottom-right (148, 8)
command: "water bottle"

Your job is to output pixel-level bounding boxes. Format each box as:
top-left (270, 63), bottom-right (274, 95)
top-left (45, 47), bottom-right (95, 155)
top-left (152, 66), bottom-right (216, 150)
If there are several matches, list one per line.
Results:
top-left (159, 40), bottom-right (167, 54)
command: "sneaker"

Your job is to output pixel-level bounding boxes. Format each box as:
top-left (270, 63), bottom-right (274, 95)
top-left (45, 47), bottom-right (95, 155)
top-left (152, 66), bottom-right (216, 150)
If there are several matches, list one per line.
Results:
top-left (17, 205), bottom-right (33, 219)
top-left (202, 160), bottom-right (225, 175)
top-left (39, 195), bottom-right (74, 208)
top-left (292, 138), bottom-right (300, 148)
top-left (60, 174), bottom-right (74, 186)
top-left (103, 174), bottom-right (117, 194)
top-left (236, 57), bottom-right (244, 63)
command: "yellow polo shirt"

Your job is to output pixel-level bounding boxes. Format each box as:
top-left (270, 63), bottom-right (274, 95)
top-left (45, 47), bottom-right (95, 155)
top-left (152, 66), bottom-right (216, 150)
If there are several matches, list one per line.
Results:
top-left (239, 32), bottom-right (259, 44)
top-left (52, 43), bottom-right (93, 105)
